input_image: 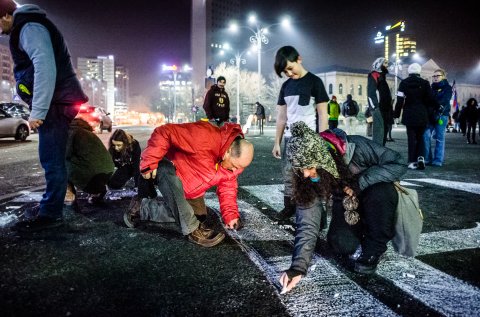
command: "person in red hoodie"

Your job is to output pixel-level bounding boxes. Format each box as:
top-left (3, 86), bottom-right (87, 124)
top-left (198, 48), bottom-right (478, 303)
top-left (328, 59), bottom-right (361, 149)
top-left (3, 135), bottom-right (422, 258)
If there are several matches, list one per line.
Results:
top-left (124, 121), bottom-right (254, 247)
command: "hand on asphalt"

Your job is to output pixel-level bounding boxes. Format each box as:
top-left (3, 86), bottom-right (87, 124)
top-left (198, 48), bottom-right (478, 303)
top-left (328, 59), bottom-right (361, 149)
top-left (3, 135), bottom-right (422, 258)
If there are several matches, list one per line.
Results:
top-left (226, 218), bottom-right (242, 230)
top-left (279, 271), bottom-right (302, 294)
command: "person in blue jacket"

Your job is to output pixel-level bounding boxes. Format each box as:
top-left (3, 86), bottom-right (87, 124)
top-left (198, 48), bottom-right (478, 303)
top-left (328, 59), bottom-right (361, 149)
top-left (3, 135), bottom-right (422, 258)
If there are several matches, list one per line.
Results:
top-left (423, 69), bottom-right (452, 166)
top-left (1, 1), bottom-right (88, 232)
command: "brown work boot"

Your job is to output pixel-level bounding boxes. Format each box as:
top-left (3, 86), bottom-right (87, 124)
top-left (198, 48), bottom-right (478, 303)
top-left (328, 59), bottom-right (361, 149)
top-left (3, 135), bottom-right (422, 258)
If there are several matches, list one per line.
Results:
top-left (123, 196), bottom-right (141, 228)
top-left (188, 224), bottom-right (225, 247)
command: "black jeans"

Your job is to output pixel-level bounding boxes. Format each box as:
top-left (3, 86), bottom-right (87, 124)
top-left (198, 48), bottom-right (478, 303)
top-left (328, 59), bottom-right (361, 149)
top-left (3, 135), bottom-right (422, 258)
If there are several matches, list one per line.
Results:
top-left (327, 182), bottom-right (398, 257)
top-left (108, 165), bottom-right (138, 189)
top-left (406, 126), bottom-right (426, 163)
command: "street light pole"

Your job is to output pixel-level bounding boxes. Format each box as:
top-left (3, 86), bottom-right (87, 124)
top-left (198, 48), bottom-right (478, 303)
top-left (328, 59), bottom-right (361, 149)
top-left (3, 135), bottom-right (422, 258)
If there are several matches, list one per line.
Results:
top-left (230, 52), bottom-right (246, 125)
top-left (249, 26), bottom-right (269, 85)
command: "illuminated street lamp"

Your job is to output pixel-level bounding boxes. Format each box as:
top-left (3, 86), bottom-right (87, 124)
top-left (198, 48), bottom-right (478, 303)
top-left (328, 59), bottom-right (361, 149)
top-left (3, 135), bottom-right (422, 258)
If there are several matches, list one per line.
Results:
top-left (391, 53), bottom-right (402, 96)
top-left (229, 14), bottom-right (291, 93)
top-left (220, 46), bottom-right (250, 124)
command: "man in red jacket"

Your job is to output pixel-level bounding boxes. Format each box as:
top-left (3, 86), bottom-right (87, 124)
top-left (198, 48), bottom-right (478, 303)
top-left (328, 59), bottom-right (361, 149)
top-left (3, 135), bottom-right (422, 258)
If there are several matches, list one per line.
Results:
top-left (124, 121), bottom-right (254, 247)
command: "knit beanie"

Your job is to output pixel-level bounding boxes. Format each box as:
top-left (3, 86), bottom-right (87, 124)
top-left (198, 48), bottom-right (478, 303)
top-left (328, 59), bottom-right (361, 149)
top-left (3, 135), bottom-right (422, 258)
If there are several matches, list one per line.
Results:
top-left (286, 121), bottom-right (339, 178)
top-left (0, 0), bottom-right (17, 18)
top-left (372, 57), bottom-right (386, 71)
top-left (408, 63), bottom-right (422, 74)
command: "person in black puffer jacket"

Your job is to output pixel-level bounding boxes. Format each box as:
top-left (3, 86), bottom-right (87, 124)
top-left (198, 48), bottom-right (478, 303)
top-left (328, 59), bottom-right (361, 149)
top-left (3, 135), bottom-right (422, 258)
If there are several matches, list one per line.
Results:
top-left (394, 63), bottom-right (438, 170)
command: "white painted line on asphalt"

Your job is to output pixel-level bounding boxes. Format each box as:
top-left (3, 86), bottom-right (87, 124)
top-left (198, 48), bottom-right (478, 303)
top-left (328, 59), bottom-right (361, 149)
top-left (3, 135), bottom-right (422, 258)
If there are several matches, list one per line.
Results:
top-left (206, 195), bottom-right (398, 316)
top-left (378, 251), bottom-right (480, 316)
top-left (416, 223), bottom-right (480, 256)
top-left (406, 178), bottom-right (480, 195)
top-left (242, 184), bottom-right (480, 316)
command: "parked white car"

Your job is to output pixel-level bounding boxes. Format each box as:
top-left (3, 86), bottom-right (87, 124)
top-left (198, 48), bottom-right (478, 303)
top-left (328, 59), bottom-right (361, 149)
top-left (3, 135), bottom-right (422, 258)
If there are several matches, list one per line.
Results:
top-left (0, 108), bottom-right (30, 141)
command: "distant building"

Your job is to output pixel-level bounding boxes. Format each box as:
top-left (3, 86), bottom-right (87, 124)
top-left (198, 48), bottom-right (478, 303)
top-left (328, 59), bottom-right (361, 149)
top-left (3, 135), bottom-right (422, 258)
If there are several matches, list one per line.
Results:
top-left (314, 60), bottom-right (480, 114)
top-left (191, 0), bottom-right (240, 96)
top-left (115, 65), bottom-right (129, 115)
top-left (77, 56), bottom-right (115, 118)
top-left (0, 43), bottom-right (15, 102)
top-left (374, 20), bottom-right (416, 61)
top-left (157, 71), bottom-right (193, 123)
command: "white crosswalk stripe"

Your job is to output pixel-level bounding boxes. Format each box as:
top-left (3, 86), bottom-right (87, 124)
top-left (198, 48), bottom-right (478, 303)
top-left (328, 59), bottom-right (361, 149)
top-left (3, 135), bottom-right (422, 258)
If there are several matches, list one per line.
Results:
top-left (206, 195), bottom-right (398, 316)
top-left (207, 184), bottom-right (480, 316)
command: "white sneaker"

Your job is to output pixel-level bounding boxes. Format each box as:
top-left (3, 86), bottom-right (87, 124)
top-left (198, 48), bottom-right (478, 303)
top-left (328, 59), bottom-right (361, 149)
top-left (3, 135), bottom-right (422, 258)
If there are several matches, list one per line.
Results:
top-left (408, 162), bottom-right (417, 170)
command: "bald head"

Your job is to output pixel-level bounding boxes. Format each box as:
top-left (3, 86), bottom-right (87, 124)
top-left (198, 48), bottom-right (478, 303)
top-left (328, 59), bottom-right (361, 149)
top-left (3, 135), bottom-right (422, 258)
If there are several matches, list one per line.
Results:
top-left (221, 138), bottom-right (254, 172)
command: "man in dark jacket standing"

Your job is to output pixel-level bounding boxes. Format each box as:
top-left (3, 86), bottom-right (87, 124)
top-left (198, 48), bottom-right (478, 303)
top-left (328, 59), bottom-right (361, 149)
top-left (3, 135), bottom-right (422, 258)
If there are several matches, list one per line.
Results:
top-left (255, 101), bottom-right (266, 135)
top-left (423, 69), bottom-right (452, 166)
top-left (203, 75), bottom-right (230, 125)
top-left (1, 1), bottom-right (88, 232)
top-left (367, 57), bottom-right (392, 146)
top-left (394, 63), bottom-right (437, 170)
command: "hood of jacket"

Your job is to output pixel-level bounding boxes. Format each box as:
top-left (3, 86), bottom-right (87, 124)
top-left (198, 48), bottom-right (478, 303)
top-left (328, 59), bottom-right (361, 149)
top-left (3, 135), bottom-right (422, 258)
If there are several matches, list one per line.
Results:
top-left (13, 4), bottom-right (46, 17)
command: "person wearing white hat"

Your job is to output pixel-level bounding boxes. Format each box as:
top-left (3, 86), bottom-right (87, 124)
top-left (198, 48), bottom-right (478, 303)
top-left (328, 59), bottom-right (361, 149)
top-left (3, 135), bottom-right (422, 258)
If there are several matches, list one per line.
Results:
top-left (394, 63), bottom-right (438, 170)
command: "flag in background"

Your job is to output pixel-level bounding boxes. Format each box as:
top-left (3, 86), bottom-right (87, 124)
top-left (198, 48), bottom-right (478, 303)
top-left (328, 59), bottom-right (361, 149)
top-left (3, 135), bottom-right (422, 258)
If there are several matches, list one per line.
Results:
top-left (452, 80), bottom-right (458, 112)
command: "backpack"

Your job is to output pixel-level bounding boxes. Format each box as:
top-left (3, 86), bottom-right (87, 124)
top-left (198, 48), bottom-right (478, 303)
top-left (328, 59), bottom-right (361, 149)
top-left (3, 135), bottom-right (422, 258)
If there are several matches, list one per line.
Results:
top-left (392, 182), bottom-right (423, 257)
top-left (346, 101), bottom-right (358, 116)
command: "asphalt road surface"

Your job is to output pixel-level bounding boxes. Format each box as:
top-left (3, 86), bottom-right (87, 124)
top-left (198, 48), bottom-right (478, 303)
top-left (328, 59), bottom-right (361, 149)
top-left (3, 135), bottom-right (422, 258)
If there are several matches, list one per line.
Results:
top-left (1, 123), bottom-right (479, 316)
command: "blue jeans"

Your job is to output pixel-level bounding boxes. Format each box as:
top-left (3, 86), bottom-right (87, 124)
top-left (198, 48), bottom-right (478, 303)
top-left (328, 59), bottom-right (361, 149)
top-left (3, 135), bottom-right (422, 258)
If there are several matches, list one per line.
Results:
top-left (423, 115), bottom-right (447, 166)
top-left (37, 104), bottom-right (72, 219)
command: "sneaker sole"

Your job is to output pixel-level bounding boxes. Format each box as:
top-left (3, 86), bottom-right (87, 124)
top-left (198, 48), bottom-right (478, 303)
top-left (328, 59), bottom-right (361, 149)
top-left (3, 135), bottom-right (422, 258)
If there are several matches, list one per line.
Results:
top-left (354, 263), bottom-right (377, 274)
top-left (188, 232), bottom-right (226, 247)
top-left (123, 211), bottom-right (138, 228)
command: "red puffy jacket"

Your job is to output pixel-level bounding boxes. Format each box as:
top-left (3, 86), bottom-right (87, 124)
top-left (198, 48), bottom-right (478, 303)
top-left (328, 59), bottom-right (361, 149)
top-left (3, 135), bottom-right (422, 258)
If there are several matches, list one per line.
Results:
top-left (140, 121), bottom-right (244, 224)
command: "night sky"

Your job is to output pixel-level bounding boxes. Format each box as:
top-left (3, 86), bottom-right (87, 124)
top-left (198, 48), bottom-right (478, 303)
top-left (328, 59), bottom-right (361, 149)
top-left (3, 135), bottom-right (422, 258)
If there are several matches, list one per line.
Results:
top-left (5, 0), bottom-right (479, 97)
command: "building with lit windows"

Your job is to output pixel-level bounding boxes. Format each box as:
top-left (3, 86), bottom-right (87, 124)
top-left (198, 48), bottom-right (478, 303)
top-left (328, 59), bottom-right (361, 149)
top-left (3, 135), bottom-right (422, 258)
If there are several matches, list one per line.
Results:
top-left (115, 65), bottom-right (129, 114)
top-left (374, 20), bottom-right (416, 61)
top-left (191, 0), bottom-right (240, 95)
top-left (0, 43), bottom-right (15, 102)
top-left (77, 55), bottom-right (116, 118)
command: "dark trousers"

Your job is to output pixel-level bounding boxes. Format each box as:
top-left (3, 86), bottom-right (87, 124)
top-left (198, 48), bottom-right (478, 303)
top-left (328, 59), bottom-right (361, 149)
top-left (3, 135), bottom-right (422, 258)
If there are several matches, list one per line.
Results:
top-left (327, 182), bottom-right (397, 257)
top-left (258, 118), bottom-right (264, 135)
top-left (84, 173), bottom-right (112, 194)
top-left (372, 109), bottom-right (384, 145)
top-left (38, 104), bottom-right (74, 219)
top-left (108, 165), bottom-right (138, 189)
top-left (328, 119), bottom-right (339, 130)
top-left (466, 122), bottom-right (477, 142)
top-left (137, 159), bottom-right (199, 235)
top-left (406, 126), bottom-right (426, 163)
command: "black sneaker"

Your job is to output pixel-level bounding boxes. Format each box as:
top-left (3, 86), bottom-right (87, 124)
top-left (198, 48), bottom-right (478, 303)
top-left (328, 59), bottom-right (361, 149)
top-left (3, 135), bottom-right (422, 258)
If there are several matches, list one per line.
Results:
top-left (23, 203), bottom-right (40, 220)
top-left (11, 216), bottom-right (64, 233)
top-left (88, 189), bottom-right (107, 205)
top-left (417, 156), bottom-right (425, 170)
top-left (354, 254), bottom-right (380, 274)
